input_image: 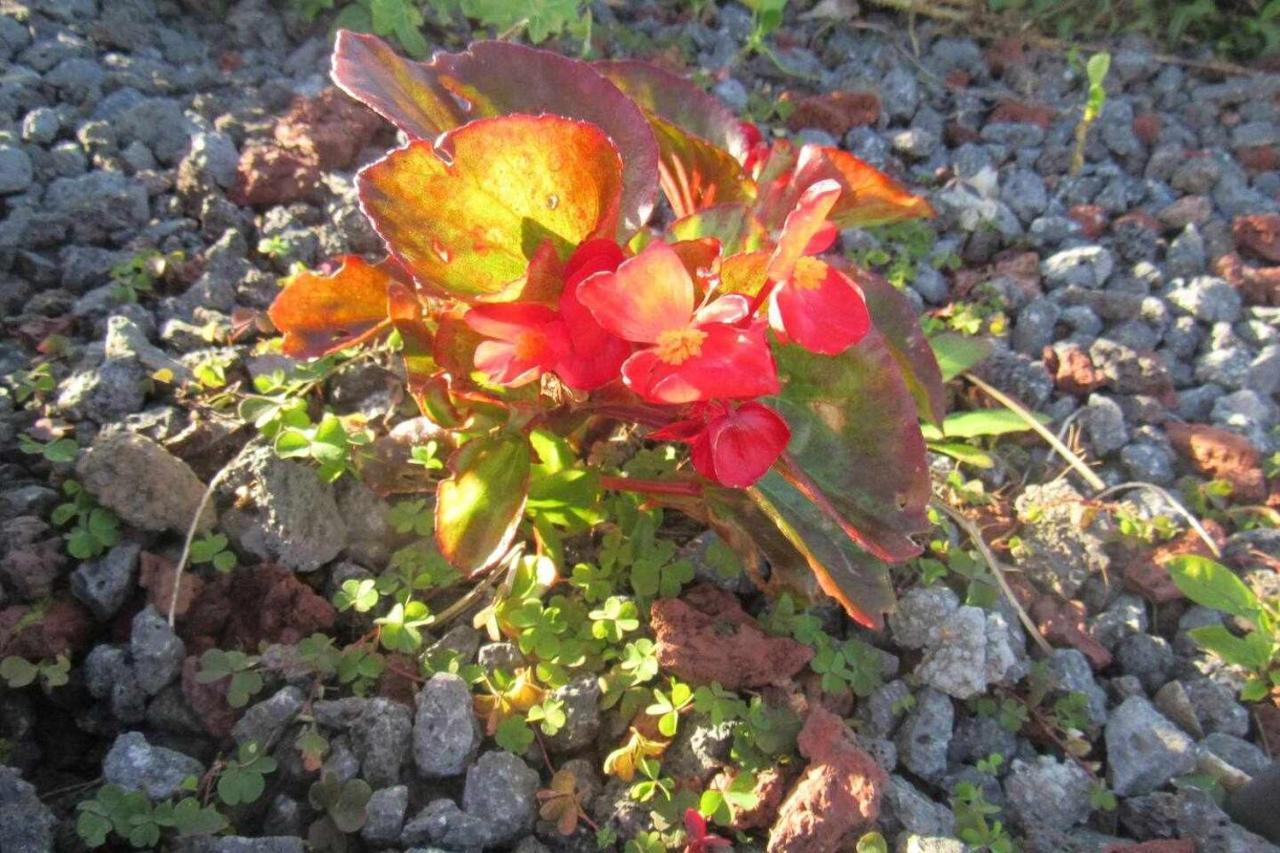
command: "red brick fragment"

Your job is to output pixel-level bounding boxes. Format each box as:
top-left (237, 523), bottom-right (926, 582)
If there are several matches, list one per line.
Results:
top-left (1215, 253), bottom-right (1280, 306)
top-left (232, 142), bottom-right (320, 207)
top-left (274, 88), bottom-right (381, 172)
top-left (989, 99), bottom-right (1055, 130)
top-left (1166, 422), bottom-right (1267, 503)
top-left (1132, 113), bottom-right (1162, 146)
top-left (1124, 522), bottom-right (1227, 605)
top-left (1044, 344), bottom-right (1106, 396)
top-left (768, 705), bottom-right (886, 853)
top-left (786, 91), bottom-right (881, 136)
top-left (1031, 596), bottom-right (1112, 670)
top-left (1237, 144), bottom-right (1279, 173)
top-left (1234, 213), bottom-right (1280, 263)
top-left (1069, 204), bottom-right (1108, 239)
top-left (650, 585), bottom-right (812, 690)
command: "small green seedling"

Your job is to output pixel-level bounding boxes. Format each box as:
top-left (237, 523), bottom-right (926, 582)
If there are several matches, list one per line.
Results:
top-left (196, 649), bottom-right (265, 708)
top-left (1070, 52), bottom-right (1110, 174)
top-left (1168, 554), bottom-right (1278, 702)
top-left (0, 654), bottom-right (70, 689)
top-left (189, 533), bottom-right (237, 572)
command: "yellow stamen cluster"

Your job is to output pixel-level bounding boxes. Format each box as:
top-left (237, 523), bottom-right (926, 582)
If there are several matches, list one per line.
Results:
top-left (654, 327), bottom-right (706, 365)
top-left (791, 256), bottom-right (828, 291)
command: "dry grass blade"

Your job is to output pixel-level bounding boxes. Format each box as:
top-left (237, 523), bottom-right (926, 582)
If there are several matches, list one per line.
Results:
top-left (167, 438), bottom-right (262, 627)
top-left (963, 371), bottom-right (1107, 493)
top-left (932, 498), bottom-right (1054, 656)
top-left (1097, 481), bottom-right (1224, 559)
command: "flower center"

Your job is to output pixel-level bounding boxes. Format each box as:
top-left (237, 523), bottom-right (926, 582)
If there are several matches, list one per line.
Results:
top-left (791, 257), bottom-right (828, 291)
top-left (513, 330), bottom-right (548, 363)
top-left (654, 327), bottom-right (706, 365)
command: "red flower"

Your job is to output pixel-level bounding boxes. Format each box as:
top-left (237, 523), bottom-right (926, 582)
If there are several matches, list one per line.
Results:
top-left (765, 179), bottom-right (871, 355)
top-left (682, 808), bottom-right (730, 853)
top-left (465, 303), bottom-right (567, 387)
top-left (577, 241), bottom-right (779, 405)
top-left (556, 239), bottom-right (632, 390)
top-left (651, 400), bottom-right (790, 488)
top-left (739, 121), bottom-right (770, 177)
top-left (465, 240), bottom-right (630, 390)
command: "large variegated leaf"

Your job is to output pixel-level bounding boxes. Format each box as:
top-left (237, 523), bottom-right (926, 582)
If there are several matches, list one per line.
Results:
top-left (359, 115), bottom-right (623, 301)
top-left (751, 473), bottom-right (895, 628)
top-left (650, 116), bottom-right (755, 219)
top-left (852, 268), bottom-right (946, 426)
top-left (666, 203), bottom-right (767, 256)
top-left (768, 330), bottom-right (931, 564)
top-left (333, 32), bottom-right (658, 234)
top-left (268, 256), bottom-right (400, 358)
top-left (594, 60), bottom-right (749, 163)
top-left (436, 433), bottom-right (531, 575)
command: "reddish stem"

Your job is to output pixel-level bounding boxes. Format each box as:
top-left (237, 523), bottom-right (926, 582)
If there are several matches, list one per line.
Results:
top-left (746, 278), bottom-right (779, 316)
top-left (600, 475), bottom-right (703, 498)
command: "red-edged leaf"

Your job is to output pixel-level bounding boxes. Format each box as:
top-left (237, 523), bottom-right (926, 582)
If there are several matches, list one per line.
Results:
top-left (767, 329), bottom-right (930, 564)
top-left (666, 204), bottom-right (767, 255)
top-left (798, 146), bottom-right (935, 228)
top-left (359, 115), bottom-right (624, 301)
top-left (756, 144), bottom-right (933, 230)
top-left (850, 267), bottom-right (946, 426)
top-left (436, 434), bottom-right (531, 575)
top-left (594, 60), bottom-right (749, 163)
top-left (748, 472), bottom-right (896, 629)
top-left (651, 116), bottom-right (755, 219)
top-left (331, 29), bottom-right (466, 137)
top-left (334, 33), bottom-right (657, 234)
top-left (387, 280), bottom-right (438, 388)
top-left (268, 255), bottom-right (398, 358)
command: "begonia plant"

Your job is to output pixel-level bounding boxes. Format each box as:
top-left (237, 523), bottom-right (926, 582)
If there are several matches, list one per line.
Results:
top-left (268, 31), bottom-right (942, 628)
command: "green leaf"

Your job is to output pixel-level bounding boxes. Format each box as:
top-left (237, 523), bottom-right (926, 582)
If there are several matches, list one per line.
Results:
top-left (76, 809), bottom-right (113, 848)
top-left (436, 434), bottom-right (531, 575)
top-left (0, 656), bottom-right (37, 688)
top-left (1187, 625), bottom-right (1273, 670)
top-left (329, 777), bottom-right (372, 833)
top-left (170, 798), bottom-right (228, 837)
top-left (495, 716), bottom-right (534, 753)
top-left (929, 333), bottom-right (993, 382)
top-left (1166, 555), bottom-right (1260, 620)
top-left (922, 408), bottom-right (1045, 440)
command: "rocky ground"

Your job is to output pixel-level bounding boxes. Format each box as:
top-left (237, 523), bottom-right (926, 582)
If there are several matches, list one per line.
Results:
top-left (0, 0), bottom-right (1278, 852)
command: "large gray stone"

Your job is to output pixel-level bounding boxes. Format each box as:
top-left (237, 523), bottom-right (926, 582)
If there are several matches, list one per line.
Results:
top-left (413, 673), bottom-right (480, 778)
top-left (896, 688), bottom-right (953, 783)
top-left (461, 751), bottom-right (540, 846)
top-left (0, 765), bottom-right (55, 852)
top-left (103, 731), bottom-right (205, 800)
top-left (130, 605), bottom-right (184, 695)
top-left (77, 431), bottom-right (214, 535)
top-left (1105, 696), bottom-right (1196, 796)
top-left (71, 541), bottom-right (140, 620)
top-left (45, 170), bottom-right (149, 243)
top-left (218, 445), bottom-right (345, 572)
top-left (350, 697), bottom-right (412, 788)
top-left (1004, 755), bottom-right (1093, 832)
top-left (231, 686), bottom-right (305, 747)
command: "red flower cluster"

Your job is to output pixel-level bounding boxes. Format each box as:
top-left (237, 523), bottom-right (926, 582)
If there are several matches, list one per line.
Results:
top-left (463, 185), bottom-right (872, 489)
